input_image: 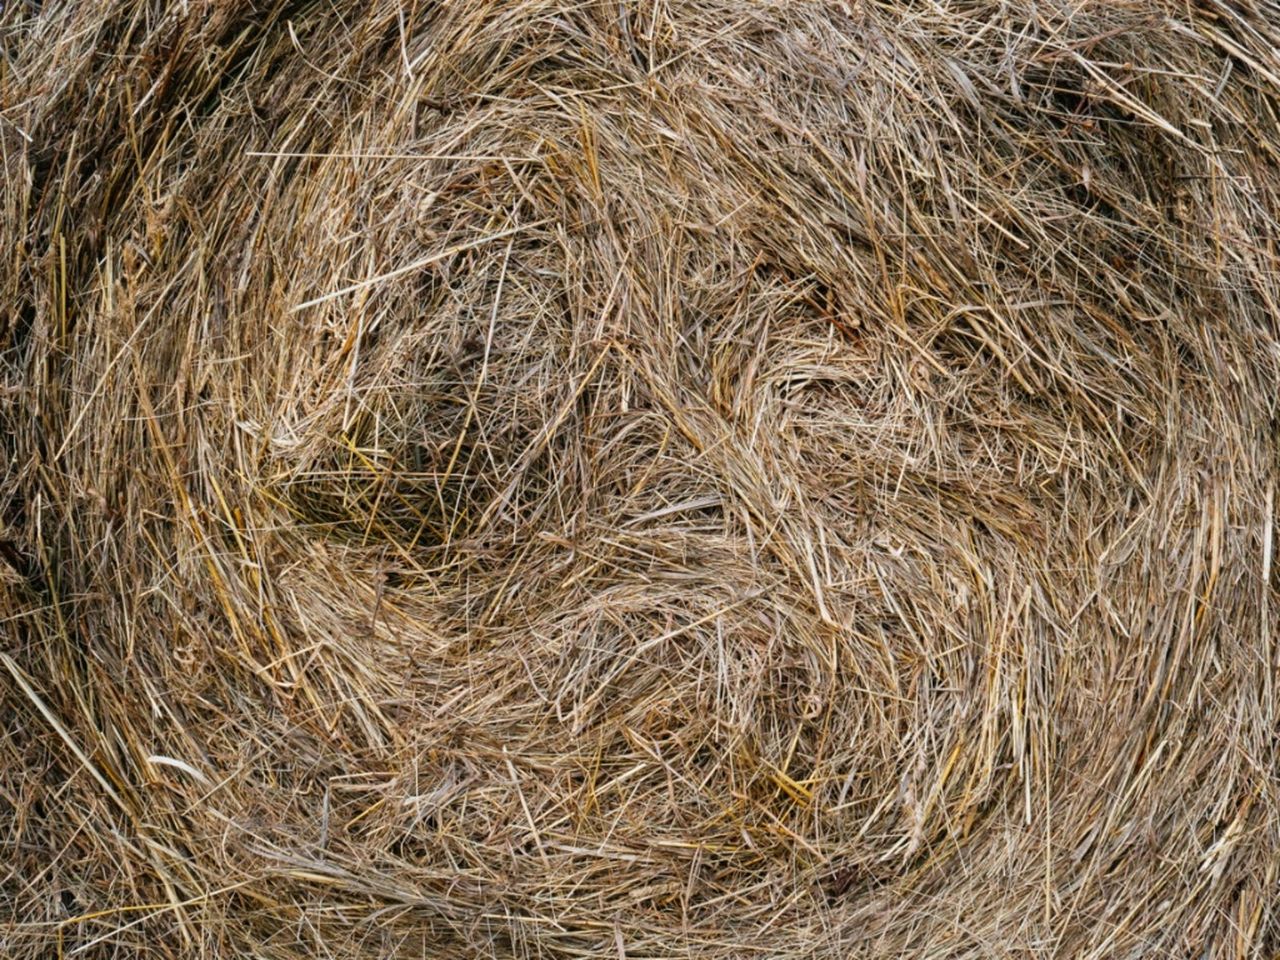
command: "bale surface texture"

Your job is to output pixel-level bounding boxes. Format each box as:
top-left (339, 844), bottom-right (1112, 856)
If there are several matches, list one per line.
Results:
top-left (3, 1), bottom-right (1280, 957)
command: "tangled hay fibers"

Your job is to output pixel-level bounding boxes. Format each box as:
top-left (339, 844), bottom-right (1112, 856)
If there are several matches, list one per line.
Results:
top-left (3, 0), bottom-right (1280, 956)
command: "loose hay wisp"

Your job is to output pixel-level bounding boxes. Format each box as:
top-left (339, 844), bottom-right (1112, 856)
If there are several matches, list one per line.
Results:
top-left (2, 1), bottom-right (1279, 957)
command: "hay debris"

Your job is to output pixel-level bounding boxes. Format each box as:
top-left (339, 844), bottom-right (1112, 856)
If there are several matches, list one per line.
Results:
top-left (2, 1), bottom-right (1279, 957)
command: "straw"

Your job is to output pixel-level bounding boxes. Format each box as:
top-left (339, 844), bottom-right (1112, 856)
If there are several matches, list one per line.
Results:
top-left (2, 1), bottom-right (1278, 957)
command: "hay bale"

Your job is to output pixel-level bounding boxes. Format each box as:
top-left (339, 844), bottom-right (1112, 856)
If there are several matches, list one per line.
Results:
top-left (2, 1), bottom-right (1278, 956)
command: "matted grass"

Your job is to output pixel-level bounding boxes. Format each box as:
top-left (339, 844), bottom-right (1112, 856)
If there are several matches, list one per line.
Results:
top-left (2, 1), bottom-right (1278, 957)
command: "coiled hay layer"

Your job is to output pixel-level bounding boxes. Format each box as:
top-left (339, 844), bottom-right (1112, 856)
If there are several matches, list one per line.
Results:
top-left (2, 1), bottom-right (1279, 957)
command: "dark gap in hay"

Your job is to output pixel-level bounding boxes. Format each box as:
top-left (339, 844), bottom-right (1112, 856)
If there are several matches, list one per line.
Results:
top-left (277, 362), bottom-right (560, 555)
top-left (4, 281), bottom-right (36, 351)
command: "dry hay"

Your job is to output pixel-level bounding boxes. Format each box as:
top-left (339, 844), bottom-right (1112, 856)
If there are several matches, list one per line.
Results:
top-left (2, 0), bottom-right (1279, 957)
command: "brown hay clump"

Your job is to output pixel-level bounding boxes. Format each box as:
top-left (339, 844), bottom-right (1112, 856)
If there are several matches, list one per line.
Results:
top-left (3, 1), bottom-right (1279, 957)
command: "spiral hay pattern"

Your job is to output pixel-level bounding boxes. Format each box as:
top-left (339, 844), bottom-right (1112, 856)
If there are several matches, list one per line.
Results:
top-left (2, 1), bottom-right (1279, 957)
